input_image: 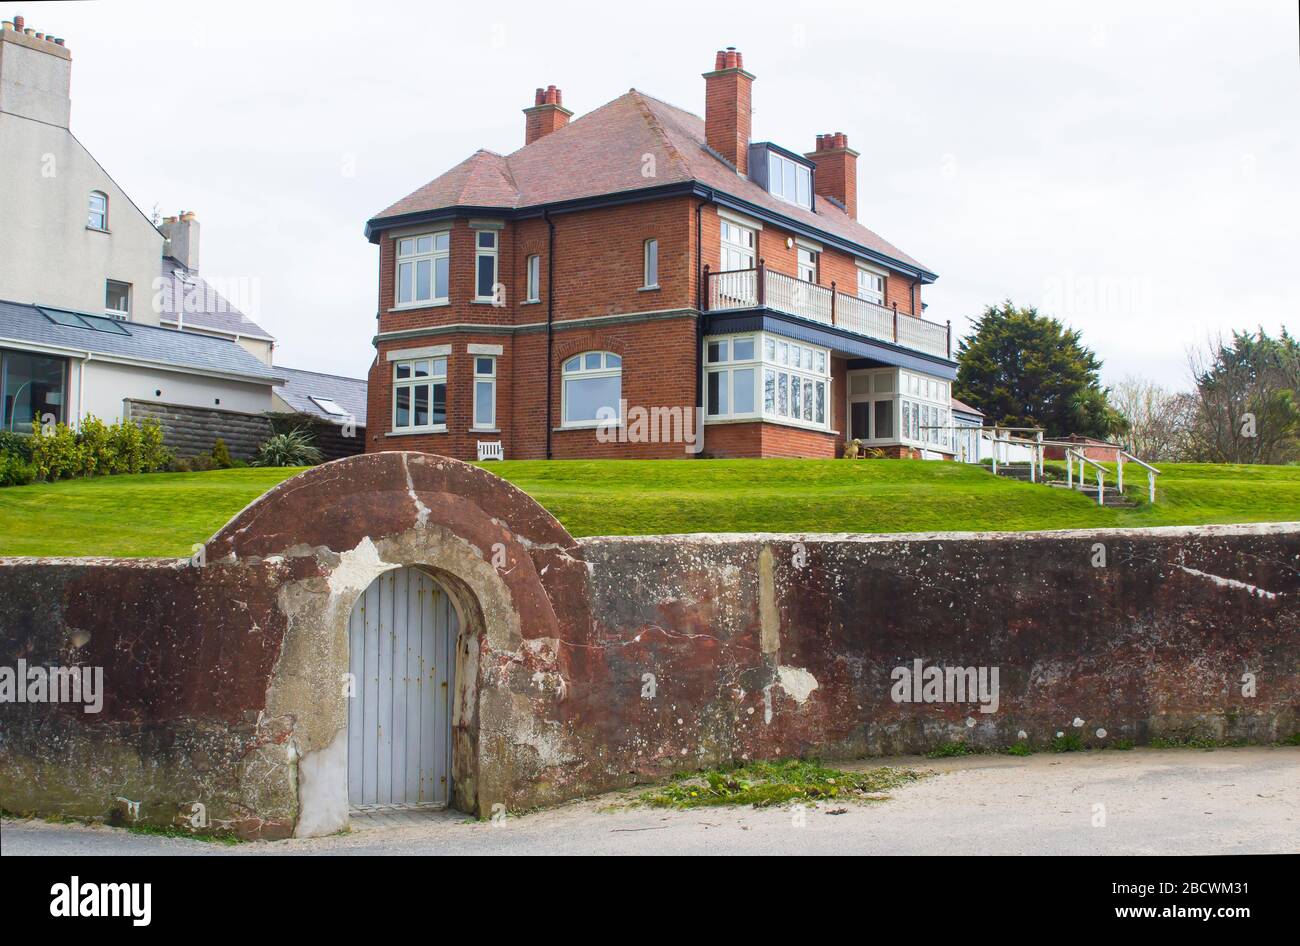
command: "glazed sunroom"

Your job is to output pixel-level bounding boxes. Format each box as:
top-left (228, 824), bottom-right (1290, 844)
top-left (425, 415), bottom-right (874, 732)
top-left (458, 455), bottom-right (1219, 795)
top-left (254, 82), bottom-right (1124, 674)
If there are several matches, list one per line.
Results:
top-left (702, 260), bottom-right (959, 455)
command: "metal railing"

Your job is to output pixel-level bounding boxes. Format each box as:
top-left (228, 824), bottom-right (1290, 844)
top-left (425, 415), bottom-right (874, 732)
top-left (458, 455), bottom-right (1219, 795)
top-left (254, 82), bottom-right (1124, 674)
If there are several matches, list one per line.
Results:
top-left (703, 261), bottom-right (952, 360)
top-left (1065, 448), bottom-right (1108, 507)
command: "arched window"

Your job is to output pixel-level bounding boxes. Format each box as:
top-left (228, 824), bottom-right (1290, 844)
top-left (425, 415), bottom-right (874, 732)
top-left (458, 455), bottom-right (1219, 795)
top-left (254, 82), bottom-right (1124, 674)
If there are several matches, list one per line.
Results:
top-left (561, 351), bottom-right (621, 427)
top-left (87, 191), bottom-right (108, 230)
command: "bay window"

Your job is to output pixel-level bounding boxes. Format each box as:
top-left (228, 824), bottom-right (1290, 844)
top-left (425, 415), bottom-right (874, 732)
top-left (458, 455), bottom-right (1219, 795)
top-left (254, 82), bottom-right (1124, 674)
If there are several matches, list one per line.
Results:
top-left (392, 356), bottom-right (447, 431)
top-left (395, 232), bottom-right (449, 306)
top-left (705, 332), bottom-right (829, 429)
top-left (562, 351), bottom-right (622, 426)
top-left (849, 368), bottom-right (953, 451)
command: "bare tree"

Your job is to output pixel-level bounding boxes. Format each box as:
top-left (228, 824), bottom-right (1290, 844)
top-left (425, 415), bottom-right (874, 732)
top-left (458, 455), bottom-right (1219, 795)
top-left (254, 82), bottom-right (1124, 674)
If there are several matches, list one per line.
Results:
top-left (1111, 376), bottom-right (1192, 460)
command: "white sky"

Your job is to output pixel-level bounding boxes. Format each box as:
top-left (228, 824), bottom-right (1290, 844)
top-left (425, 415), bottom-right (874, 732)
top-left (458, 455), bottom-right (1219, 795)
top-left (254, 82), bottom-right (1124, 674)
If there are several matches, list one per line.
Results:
top-left (20, 0), bottom-right (1300, 389)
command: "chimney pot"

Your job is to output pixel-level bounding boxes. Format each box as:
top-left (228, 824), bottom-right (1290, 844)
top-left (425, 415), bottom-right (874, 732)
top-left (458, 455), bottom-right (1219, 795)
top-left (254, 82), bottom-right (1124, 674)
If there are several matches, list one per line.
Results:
top-left (13, 15), bottom-right (23, 29)
top-left (523, 84), bottom-right (572, 145)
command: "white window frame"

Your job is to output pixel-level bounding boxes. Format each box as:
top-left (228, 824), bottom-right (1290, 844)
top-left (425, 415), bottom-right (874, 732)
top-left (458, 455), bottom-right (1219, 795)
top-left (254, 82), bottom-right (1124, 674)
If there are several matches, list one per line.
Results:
top-left (704, 334), bottom-right (760, 421)
top-left (720, 219), bottom-right (755, 271)
top-left (88, 191), bottom-right (108, 231)
top-left (705, 332), bottom-right (831, 431)
top-left (525, 254), bottom-right (541, 302)
top-left (561, 351), bottom-right (623, 428)
top-left (472, 355), bottom-right (497, 430)
top-left (797, 246), bottom-right (818, 283)
top-left (394, 231), bottom-right (449, 308)
top-left (899, 370), bottom-right (952, 450)
top-left (391, 356), bottom-right (447, 433)
top-left (474, 230), bottom-right (498, 301)
top-left (856, 264), bottom-right (886, 306)
top-left (767, 151), bottom-right (813, 208)
top-left (643, 239), bottom-right (659, 288)
top-left (846, 368), bottom-right (899, 444)
top-left (105, 280), bottom-right (131, 319)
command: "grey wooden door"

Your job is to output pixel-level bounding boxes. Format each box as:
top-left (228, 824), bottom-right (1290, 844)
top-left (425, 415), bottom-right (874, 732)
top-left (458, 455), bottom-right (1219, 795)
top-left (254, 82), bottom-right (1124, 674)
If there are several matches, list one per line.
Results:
top-left (347, 567), bottom-right (457, 809)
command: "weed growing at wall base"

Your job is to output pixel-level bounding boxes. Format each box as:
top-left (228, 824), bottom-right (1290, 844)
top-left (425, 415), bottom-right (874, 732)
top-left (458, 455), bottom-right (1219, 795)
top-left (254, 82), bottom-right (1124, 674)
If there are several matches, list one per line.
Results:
top-left (639, 759), bottom-right (924, 809)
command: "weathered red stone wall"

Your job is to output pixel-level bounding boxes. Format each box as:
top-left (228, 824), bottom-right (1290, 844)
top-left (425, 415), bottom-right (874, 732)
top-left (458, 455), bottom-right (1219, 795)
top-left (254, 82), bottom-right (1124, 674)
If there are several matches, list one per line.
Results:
top-left (2, 455), bottom-right (1297, 839)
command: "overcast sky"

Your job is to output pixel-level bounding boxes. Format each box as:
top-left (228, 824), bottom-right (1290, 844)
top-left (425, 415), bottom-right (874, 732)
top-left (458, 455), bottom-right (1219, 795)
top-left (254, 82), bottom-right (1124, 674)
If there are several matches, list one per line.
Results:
top-left (23, 0), bottom-right (1299, 388)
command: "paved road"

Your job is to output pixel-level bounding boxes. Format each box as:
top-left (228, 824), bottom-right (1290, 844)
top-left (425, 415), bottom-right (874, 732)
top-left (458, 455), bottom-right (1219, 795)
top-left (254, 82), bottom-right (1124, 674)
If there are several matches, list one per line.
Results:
top-left (3, 748), bottom-right (1297, 855)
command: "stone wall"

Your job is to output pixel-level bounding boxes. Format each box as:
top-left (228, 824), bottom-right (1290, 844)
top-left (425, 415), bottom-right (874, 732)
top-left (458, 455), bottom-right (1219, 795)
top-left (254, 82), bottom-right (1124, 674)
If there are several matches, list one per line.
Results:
top-left (125, 399), bottom-right (364, 461)
top-left (1, 453), bottom-right (1296, 839)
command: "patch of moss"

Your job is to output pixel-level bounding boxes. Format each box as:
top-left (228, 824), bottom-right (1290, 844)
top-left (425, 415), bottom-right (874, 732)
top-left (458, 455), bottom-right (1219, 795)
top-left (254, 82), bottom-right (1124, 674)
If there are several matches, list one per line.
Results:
top-left (638, 759), bottom-right (923, 810)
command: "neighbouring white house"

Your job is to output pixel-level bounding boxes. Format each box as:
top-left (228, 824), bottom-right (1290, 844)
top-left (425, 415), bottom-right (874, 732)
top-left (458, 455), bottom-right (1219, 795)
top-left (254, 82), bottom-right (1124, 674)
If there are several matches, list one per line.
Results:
top-left (0, 15), bottom-right (286, 437)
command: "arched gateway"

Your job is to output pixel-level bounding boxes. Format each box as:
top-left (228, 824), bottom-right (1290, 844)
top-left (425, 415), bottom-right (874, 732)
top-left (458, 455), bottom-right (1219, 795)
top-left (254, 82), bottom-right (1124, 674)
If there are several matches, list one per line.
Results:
top-left (203, 451), bottom-right (590, 836)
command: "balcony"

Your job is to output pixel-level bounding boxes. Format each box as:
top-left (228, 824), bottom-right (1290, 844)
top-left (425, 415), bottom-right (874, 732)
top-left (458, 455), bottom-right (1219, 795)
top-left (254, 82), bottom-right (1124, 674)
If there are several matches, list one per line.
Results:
top-left (704, 263), bottom-right (952, 361)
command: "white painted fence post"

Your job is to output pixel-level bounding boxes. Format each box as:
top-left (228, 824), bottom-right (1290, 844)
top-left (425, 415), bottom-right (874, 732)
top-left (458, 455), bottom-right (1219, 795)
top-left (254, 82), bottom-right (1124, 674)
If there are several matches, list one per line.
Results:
top-left (1097, 470), bottom-right (1104, 506)
top-left (1148, 470), bottom-right (1155, 504)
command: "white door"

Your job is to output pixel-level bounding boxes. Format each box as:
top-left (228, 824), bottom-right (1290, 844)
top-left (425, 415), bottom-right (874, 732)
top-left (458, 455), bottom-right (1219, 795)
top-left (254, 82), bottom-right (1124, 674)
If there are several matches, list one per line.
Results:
top-left (347, 567), bottom-right (457, 809)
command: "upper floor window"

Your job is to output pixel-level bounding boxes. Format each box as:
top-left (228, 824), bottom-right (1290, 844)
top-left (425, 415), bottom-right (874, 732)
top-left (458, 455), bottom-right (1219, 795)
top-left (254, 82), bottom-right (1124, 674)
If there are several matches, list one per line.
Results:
top-left (768, 151), bottom-right (812, 208)
top-left (797, 246), bottom-right (818, 283)
top-left (396, 232), bottom-right (449, 307)
top-left (88, 191), bottom-right (108, 230)
top-left (105, 280), bottom-right (131, 319)
top-left (475, 230), bottom-right (498, 301)
top-left (720, 219), bottom-right (755, 271)
top-left (562, 351), bottom-right (622, 427)
top-left (643, 239), bottom-right (659, 288)
top-left (526, 254), bottom-right (541, 302)
top-left (392, 356), bottom-right (447, 431)
top-left (857, 267), bottom-right (885, 306)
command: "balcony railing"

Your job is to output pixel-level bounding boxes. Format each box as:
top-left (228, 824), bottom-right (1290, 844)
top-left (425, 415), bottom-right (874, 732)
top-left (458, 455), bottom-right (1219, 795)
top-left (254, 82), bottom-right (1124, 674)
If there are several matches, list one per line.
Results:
top-left (703, 261), bottom-right (951, 360)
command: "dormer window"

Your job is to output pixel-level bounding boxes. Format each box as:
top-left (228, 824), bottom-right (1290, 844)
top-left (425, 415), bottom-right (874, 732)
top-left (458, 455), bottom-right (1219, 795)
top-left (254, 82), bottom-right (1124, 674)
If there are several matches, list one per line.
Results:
top-left (768, 151), bottom-right (811, 208)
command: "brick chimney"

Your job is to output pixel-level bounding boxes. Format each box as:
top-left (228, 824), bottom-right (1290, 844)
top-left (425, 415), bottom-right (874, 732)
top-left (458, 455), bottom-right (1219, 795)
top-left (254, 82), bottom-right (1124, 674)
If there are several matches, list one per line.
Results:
top-left (806, 132), bottom-right (859, 219)
top-left (161, 211), bottom-right (201, 272)
top-left (523, 85), bottom-right (571, 146)
top-left (0, 15), bottom-right (73, 128)
top-left (703, 47), bottom-right (754, 174)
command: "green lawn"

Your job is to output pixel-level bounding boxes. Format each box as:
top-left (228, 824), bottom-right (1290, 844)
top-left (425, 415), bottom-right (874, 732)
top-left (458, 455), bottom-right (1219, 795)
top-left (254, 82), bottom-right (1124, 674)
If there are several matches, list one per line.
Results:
top-left (1, 460), bottom-right (1298, 558)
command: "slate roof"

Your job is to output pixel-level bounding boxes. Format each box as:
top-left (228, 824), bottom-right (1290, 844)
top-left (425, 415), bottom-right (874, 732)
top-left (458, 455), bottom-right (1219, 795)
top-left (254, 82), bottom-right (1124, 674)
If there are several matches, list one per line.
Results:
top-left (951, 396), bottom-right (984, 417)
top-left (157, 257), bottom-right (276, 342)
top-left (371, 90), bottom-right (933, 277)
top-left (0, 298), bottom-right (284, 383)
top-left (273, 366), bottom-right (368, 427)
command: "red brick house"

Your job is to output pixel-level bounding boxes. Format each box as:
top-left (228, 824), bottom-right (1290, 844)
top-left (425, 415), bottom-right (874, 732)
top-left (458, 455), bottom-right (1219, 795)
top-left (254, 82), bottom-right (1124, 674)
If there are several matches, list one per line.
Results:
top-left (364, 48), bottom-right (957, 460)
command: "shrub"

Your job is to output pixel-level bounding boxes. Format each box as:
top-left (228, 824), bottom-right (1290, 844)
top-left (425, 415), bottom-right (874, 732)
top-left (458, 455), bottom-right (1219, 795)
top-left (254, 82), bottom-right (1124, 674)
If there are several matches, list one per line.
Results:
top-left (0, 430), bottom-right (33, 462)
top-left (26, 416), bottom-right (171, 482)
top-left (211, 438), bottom-right (234, 469)
top-left (0, 452), bottom-right (36, 487)
top-left (253, 428), bottom-right (322, 467)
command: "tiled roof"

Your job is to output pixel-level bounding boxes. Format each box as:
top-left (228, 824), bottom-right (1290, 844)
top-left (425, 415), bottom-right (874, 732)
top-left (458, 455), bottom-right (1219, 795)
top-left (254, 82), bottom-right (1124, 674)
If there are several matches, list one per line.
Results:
top-left (371, 90), bottom-right (932, 276)
top-left (0, 298), bottom-right (284, 383)
top-left (273, 366), bottom-right (368, 427)
top-left (157, 257), bottom-right (276, 342)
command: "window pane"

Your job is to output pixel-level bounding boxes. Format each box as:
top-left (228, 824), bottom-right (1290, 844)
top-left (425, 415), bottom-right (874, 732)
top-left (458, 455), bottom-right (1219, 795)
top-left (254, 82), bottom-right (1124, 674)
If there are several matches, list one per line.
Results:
top-left (769, 153), bottom-right (781, 193)
top-left (707, 370), bottom-right (723, 416)
top-left (565, 375), bottom-right (621, 423)
top-left (851, 402), bottom-right (870, 440)
top-left (764, 369), bottom-right (776, 413)
top-left (434, 255), bottom-right (449, 298)
top-left (475, 380), bottom-right (494, 426)
top-left (477, 254), bottom-right (496, 297)
top-left (434, 232), bottom-right (449, 252)
top-left (797, 166), bottom-right (811, 206)
top-left (398, 261), bottom-right (413, 304)
top-left (416, 235), bottom-right (432, 254)
top-left (764, 337), bottom-right (776, 361)
top-left (395, 386), bottom-right (410, 427)
top-left (415, 258), bottom-right (431, 300)
top-left (584, 352), bottom-right (602, 371)
top-left (414, 383), bottom-right (429, 427)
top-left (815, 381), bottom-right (825, 424)
top-left (475, 357), bottom-right (494, 376)
top-left (733, 337), bottom-right (754, 360)
top-left (733, 367), bottom-right (755, 414)
top-left (413, 360), bottom-right (430, 378)
top-left (874, 399), bottom-right (893, 438)
top-left (645, 240), bottom-right (658, 285)
top-left (398, 238), bottom-right (415, 257)
top-left (478, 230), bottom-right (496, 248)
top-left (790, 375), bottom-right (801, 418)
top-left (564, 357), bottom-right (580, 372)
top-left (432, 382), bottom-right (447, 426)
top-left (395, 362), bottom-right (410, 380)
top-left (777, 372), bottom-right (788, 415)
top-left (707, 340), bottom-right (726, 363)
top-left (783, 160), bottom-right (796, 199)
top-left (432, 357), bottom-right (447, 377)
top-left (2, 351), bottom-right (66, 432)
top-left (802, 379), bottom-right (813, 421)
top-left (605, 353), bottom-right (621, 368)
top-left (527, 255), bottom-right (540, 299)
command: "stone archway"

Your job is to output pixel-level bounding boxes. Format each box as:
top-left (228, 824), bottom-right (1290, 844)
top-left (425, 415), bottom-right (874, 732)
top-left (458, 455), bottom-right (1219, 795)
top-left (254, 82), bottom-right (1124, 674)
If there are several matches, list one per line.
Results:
top-left (203, 451), bottom-right (590, 837)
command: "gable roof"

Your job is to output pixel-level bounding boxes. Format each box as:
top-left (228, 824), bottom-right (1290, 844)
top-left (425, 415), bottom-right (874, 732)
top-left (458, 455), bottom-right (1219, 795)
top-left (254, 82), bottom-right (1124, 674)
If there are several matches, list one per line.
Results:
top-left (369, 90), bottom-right (933, 279)
top-left (157, 257), bottom-right (276, 342)
top-left (0, 299), bottom-right (284, 384)
top-left (273, 366), bottom-right (368, 427)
